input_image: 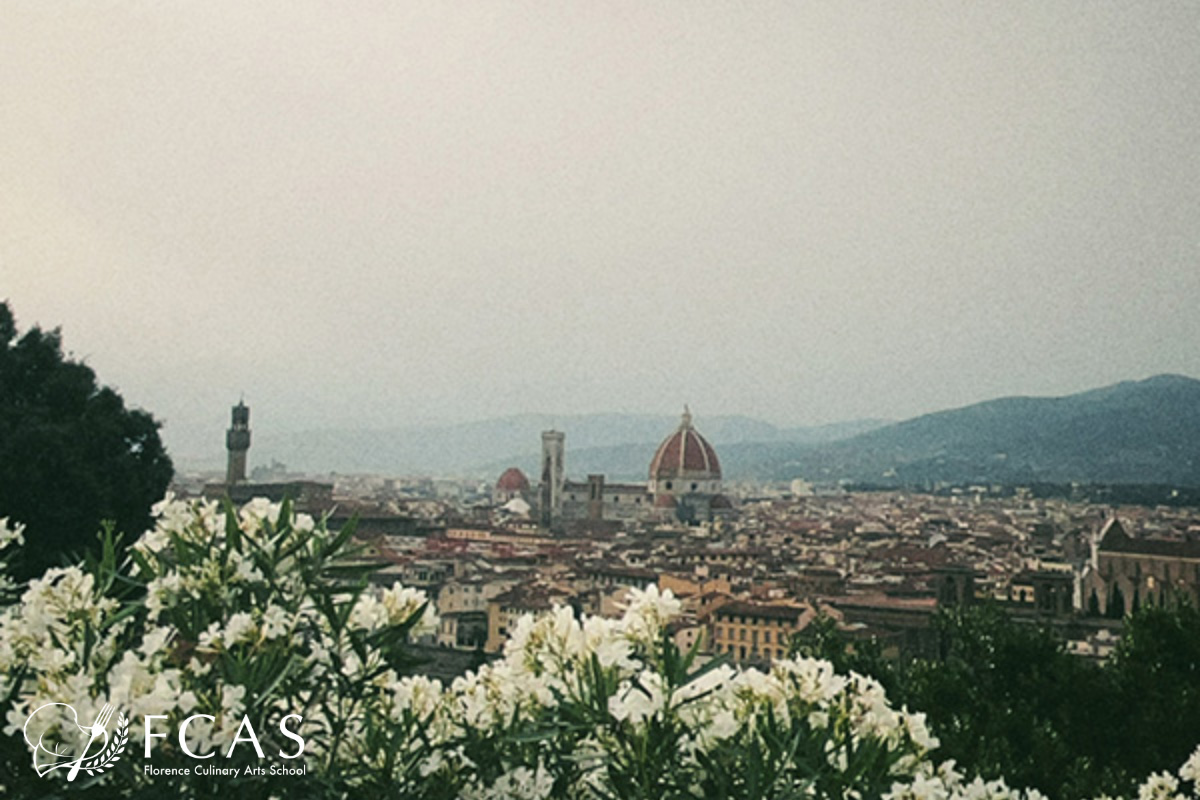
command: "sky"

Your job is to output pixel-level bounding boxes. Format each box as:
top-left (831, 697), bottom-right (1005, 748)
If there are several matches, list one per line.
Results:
top-left (3, 3), bottom-right (1199, 460)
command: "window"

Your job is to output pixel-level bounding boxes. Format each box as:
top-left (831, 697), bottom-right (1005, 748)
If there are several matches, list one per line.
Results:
top-left (691, 483), bottom-right (698, 491)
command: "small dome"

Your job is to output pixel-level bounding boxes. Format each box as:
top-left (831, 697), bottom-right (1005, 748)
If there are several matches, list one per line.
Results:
top-left (496, 467), bottom-right (530, 492)
top-left (649, 407), bottom-right (721, 481)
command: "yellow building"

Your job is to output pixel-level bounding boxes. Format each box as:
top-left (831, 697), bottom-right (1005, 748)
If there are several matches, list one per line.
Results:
top-left (710, 601), bottom-right (815, 663)
top-left (485, 581), bottom-right (572, 654)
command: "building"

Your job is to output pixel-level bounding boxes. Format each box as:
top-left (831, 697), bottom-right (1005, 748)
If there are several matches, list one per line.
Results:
top-left (494, 467), bottom-right (532, 505)
top-left (203, 401), bottom-right (333, 514)
top-left (561, 474), bottom-right (650, 523)
top-left (485, 580), bottom-right (572, 653)
top-left (226, 400), bottom-right (250, 484)
top-left (539, 431), bottom-right (565, 528)
top-left (647, 407), bottom-right (728, 524)
top-left (534, 407), bottom-right (733, 528)
top-left (1081, 517), bottom-right (1200, 617)
top-left (710, 600), bottom-right (815, 663)
top-left (437, 576), bottom-right (517, 650)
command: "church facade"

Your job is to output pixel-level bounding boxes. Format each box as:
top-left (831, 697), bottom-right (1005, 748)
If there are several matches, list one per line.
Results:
top-left (1080, 517), bottom-right (1200, 617)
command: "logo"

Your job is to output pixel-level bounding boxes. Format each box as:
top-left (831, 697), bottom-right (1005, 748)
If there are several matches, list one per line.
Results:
top-left (23, 702), bottom-right (129, 780)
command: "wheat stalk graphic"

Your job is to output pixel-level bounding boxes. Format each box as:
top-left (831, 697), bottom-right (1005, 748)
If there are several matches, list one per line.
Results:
top-left (78, 713), bottom-right (128, 776)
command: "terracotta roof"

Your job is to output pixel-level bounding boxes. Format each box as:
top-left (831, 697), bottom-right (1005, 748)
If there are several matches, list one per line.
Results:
top-left (714, 601), bottom-right (810, 621)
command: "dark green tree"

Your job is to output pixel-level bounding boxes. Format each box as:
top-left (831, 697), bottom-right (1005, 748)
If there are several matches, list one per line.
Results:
top-left (1107, 584), bottom-right (1126, 618)
top-left (896, 604), bottom-right (1124, 800)
top-left (0, 301), bottom-right (173, 581)
top-left (1105, 601), bottom-right (1200, 785)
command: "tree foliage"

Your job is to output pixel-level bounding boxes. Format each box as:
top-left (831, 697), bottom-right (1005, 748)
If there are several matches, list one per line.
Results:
top-left (1106, 602), bottom-right (1200, 785)
top-left (0, 301), bottom-right (172, 580)
top-left (795, 602), bottom-right (1200, 800)
top-left (902, 605), bottom-right (1121, 800)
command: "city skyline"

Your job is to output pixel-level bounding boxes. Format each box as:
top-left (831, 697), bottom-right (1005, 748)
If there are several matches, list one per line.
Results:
top-left (4, 3), bottom-right (1199, 458)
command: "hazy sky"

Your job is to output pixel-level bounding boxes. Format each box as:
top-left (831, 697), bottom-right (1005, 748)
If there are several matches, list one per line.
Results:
top-left (3, 3), bottom-right (1199, 458)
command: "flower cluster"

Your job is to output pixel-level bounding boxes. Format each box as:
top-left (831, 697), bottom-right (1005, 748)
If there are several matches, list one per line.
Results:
top-left (427, 584), bottom-right (943, 799)
top-left (0, 496), bottom-right (437, 796)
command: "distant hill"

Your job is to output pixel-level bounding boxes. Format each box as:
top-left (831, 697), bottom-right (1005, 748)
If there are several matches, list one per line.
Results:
top-left (179, 375), bottom-right (1200, 486)
top-left (240, 413), bottom-right (888, 478)
top-left (754, 374), bottom-right (1200, 486)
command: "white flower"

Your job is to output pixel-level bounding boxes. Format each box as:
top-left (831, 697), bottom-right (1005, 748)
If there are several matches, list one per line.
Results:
top-left (1138, 772), bottom-right (1182, 800)
top-left (0, 517), bottom-right (25, 550)
top-left (139, 625), bottom-right (174, 658)
top-left (224, 611), bottom-right (256, 644)
top-left (381, 583), bottom-right (437, 635)
top-left (619, 585), bottom-right (682, 643)
top-left (390, 675), bottom-right (444, 720)
top-left (608, 669), bottom-right (666, 724)
top-left (259, 603), bottom-right (294, 639)
top-left (1180, 746), bottom-right (1200, 784)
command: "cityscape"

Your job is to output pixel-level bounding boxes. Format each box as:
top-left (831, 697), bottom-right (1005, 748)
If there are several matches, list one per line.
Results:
top-left (178, 395), bottom-right (1199, 674)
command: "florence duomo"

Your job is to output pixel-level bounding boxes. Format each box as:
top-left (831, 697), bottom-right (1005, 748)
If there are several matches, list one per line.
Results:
top-left (518, 406), bottom-right (733, 531)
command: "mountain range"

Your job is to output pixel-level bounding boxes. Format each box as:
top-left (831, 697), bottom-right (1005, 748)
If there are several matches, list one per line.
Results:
top-left (198, 374), bottom-right (1200, 487)
top-left (761, 373), bottom-right (1200, 486)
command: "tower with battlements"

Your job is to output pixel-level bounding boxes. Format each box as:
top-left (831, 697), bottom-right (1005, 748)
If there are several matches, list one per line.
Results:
top-left (225, 401), bottom-right (251, 484)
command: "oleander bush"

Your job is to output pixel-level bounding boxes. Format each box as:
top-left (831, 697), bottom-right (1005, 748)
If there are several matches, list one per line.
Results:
top-left (0, 499), bottom-right (1198, 800)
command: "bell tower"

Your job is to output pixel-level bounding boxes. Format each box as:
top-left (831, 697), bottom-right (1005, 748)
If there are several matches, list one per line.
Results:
top-left (226, 400), bottom-right (251, 484)
top-left (539, 430), bottom-right (565, 528)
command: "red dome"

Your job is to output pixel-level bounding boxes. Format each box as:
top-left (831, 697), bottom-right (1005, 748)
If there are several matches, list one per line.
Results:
top-left (649, 408), bottom-right (721, 481)
top-left (496, 467), bottom-right (530, 492)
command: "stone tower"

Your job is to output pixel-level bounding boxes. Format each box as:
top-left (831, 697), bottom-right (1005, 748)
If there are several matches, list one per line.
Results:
top-left (225, 401), bottom-right (251, 484)
top-left (539, 430), bottom-right (565, 528)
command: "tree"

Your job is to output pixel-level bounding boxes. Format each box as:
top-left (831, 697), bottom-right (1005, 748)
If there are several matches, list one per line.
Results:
top-left (899, 604), bottom-right (1124, 799)
top-left (1106, 601), bottom-right (1200, 785)
top-left (0, 301), bottom-right (173, 581)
